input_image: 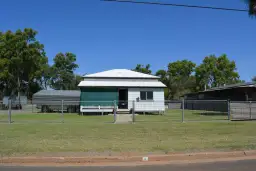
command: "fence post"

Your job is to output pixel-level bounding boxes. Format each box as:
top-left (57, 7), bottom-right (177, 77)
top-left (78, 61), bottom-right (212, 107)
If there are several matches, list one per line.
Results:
top-left (227, 100), bottom-right (231, 121)
top-left (81, 101), bottom-right (84, 116)
top-left (113, 100), bottom-right (117, 123)
top-left (182, 99), bottom-right (185, 123)
top-left (32, 99), bottom-right (33, 113)
top-left (8, 99), bottom-right (12, 124)
top-left (61, 100), bottom-right (64, 123)
top-left (249, 101), bottom-right (252, 120)
top-left (132, 100), bottom-right (135, 123)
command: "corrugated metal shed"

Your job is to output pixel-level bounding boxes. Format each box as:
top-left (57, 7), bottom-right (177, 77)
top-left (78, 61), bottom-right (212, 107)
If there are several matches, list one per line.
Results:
top-left (32, 90), bottom-right (81, 106)
top-left (33, 90), bottom-right (80, 97)
top-left (83, 69), bottom-right (159, 79)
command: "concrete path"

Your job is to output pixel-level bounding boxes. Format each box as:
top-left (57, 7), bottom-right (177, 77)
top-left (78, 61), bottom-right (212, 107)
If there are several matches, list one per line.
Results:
top-left (1, 159), bottom-right (256, 171)
top-left (115, 114), bottom-right (133, 123)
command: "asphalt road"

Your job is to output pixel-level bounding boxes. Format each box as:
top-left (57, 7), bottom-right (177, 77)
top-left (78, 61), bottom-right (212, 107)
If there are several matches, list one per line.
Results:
top-left (1, 159), bottom-right (256, 171)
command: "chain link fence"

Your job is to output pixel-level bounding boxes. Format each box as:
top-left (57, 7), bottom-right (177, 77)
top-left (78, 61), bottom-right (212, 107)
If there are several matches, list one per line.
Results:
top-left (0, 100), bottom-right (7, 123)
top-left (183, 100), bottom-right (230, 122)
top-left (230, 101), bottom-right (256, 120)
top-left (164, 100), bottom-right (230, 122)
top-left (1, 99), bottom-right (256, 123)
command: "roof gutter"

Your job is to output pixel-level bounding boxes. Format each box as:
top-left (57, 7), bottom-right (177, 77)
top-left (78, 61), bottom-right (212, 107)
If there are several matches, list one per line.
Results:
top-left (82, 76), bottom-right (160, 79)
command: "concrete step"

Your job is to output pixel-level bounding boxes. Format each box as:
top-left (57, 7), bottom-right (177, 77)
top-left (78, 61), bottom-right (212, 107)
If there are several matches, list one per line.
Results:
top-left (117, 109), bottom-right (130, 114)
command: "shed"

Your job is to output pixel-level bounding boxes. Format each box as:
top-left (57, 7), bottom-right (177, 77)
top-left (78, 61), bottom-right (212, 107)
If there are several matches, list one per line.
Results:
top-left (78, 69), bottom-right (166, 113)
top-left (183, 82), bottom-right (256, 113)
top-left (32, 90), bottom-right (80, 112)
top-left (184, 82), bottom-right (256, 101)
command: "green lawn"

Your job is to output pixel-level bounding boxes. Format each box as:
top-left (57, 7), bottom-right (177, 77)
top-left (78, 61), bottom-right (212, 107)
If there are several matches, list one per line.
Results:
top-left (136, 109), bottom-right (228, 122)
top-left (0, 109), bottom-right (228, 123)
top-left (0, 110), bottom-right (255, 157)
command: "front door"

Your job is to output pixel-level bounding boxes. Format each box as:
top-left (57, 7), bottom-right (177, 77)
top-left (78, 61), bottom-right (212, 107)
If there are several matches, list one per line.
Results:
top-left (118, 89), bottom-right (128, 109)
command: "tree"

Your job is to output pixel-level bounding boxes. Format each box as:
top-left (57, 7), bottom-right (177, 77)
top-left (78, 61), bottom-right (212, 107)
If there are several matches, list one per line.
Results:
top-left (168, 60), bottom-right (196, 99)
top-left (68, 74), bottom-right (84, 90)
top-left (245, 0), bottom-right (256, 16)
top-left (50, 52), bottom-right (79, 90)
top-left (155, 70), bottom-right (167, 84)
top-left (36, 64), bottom-right (53, 90)
top-left (133, 64), bottom-right (152, 74)
top-left (195, 54), bottom-right (240, 91)
top-left (0, 29), bottom-right (48, 100)
top-left (155, 70), bottom-right (169, 99)
top-left (156, 60), bottom-right (196, 99)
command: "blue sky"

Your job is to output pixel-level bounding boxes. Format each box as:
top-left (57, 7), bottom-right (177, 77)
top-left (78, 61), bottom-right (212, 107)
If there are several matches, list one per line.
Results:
top-left (1, 0), bottom-right (255, 81)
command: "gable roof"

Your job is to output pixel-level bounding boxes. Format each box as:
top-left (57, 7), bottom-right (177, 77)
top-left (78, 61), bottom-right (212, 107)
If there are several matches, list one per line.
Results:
top-left (83, 69), bottom-right (159, 79)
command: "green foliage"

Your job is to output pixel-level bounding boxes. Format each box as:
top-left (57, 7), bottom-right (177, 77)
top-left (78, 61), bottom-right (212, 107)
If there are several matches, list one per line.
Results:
top-left (168, 60), bottom-right (196, 79)
top-left (0, 28), bottom-right (82, 97)
top-left (155, 70), bottom-right (169, 99)
top-left (133, 64), bottom-right (152, 74)
top-left (50, 53), bottom-right (79, 90)
top-left (38, 64), bottom-right (52, 90)
top-left (195, 54), bottom-right (240, 91)
top-left (0, 28), bottom-right (48, 97)
top-left (245, 0), bottom-right (256, 16)
top-left (155, 69), bottom-right (167, 83)
top-left (155, 56), bottom-right (242, 99)
top-left (70, 74), bottom-right (84, 90)
top-left (156, 60), bottom-right (196, 100)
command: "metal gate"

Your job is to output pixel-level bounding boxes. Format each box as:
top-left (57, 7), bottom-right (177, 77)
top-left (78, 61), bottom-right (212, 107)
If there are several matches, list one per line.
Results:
top-left (230, 101), bottom-right (256, 120)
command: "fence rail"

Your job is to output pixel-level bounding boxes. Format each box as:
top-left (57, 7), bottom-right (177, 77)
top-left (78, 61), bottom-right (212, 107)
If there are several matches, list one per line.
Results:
top-left (0, 99), bottom-right (255, 123)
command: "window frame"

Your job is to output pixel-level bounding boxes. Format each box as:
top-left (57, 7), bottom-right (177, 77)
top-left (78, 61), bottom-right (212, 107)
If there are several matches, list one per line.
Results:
top-left (140, 91), bottom-right (154, 101)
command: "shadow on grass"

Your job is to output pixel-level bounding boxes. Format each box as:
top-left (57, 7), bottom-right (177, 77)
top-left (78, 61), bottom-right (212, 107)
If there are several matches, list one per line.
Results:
top-left (135, 120), bottom-right (180, 123)
top-left (193, 112), bottom-right (228, 116)
top-left (231, 119), bottom-right (256, 122)
top-left (9, 120), bottom-right (62, 124)
top-left (136, 113), bottom-right (164, 116)
top-left (36, 112), bottom-right (110, 116)
top-left (0, 120), bottom-right (9, 123)
top-left (79, 112), bottom-right (112, 116)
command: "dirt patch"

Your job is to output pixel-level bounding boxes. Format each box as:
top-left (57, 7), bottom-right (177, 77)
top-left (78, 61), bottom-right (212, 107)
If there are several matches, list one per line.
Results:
top-left (1, 150), bottom-right (256, 167)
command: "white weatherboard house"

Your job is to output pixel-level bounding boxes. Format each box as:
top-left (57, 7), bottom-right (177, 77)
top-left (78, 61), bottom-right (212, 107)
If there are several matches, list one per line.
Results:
top-left (78, 69), bottom-right (166, 113)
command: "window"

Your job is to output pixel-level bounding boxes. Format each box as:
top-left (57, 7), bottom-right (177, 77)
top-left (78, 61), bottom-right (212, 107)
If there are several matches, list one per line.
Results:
top-left (140, 92), bottom-right (147, 100)
top-left (140, 91), bottom-right (153, 101)
top-left (147, 91), bottom-right (153, 100)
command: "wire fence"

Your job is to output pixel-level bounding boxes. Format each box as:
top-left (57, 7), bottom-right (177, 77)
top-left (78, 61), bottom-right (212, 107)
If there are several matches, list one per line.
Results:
top-left (230, 101), bottom-right (256, 120)
top-left (0, 99), bottom-right (255, 124)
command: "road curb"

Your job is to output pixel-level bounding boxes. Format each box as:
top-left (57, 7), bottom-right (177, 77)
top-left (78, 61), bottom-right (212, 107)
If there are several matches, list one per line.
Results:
top-left (1, 150), bottom-right (256, 166)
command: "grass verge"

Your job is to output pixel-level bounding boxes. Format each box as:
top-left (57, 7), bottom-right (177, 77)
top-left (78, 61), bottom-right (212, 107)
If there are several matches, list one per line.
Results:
top-left (0, 110), bottom-right (255, 156)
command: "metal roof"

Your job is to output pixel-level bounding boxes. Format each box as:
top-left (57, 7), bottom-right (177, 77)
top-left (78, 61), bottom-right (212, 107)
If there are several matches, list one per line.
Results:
top-left (204, 82), bottom-right (256, 92)
top-left (33, 90), bottom-right (80, 97)
top-left (83, 69), bottom-right (159, 79)
top-left (78, 80), bottom-right (166, 88)
top-left (184, 82), bottom-right (256, 96)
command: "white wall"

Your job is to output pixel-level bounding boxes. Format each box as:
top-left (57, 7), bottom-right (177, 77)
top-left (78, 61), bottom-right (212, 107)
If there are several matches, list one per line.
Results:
top-left (128, 88), bottom-right (165, 112)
